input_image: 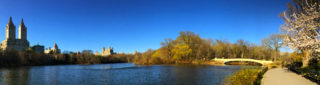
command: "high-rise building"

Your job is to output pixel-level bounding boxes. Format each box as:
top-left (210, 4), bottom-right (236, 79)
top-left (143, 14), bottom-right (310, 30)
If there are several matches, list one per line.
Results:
top-left (1, 17), bottom-right (29, 51)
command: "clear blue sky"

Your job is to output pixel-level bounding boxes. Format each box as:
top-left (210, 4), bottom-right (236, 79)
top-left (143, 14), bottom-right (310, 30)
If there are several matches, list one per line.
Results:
top-left (0, 0), bottom-right (291, 53)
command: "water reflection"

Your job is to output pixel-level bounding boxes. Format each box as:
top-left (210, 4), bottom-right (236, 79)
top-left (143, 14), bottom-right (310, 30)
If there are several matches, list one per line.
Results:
top-left (0, 67), bottom-right (29, 85)
top-left (0, 63), bottom-right (242, 85)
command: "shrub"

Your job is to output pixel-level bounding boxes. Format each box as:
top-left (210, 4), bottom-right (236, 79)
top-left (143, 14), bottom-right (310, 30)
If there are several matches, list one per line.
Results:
top-left (288, 60), bottom-right (320, 84)
top-left (224, 68), bottom-right (264, 85)
top-left (308, 58), bottom-right (319, 69)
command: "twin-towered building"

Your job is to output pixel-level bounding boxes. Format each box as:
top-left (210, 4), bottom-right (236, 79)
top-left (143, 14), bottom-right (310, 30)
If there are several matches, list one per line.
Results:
top-left (1, 17), bottom-right (60, 53)
top-left (0, 17), bottom-right (29, 51)
top-left (1, 17), bottom-right (115, 55)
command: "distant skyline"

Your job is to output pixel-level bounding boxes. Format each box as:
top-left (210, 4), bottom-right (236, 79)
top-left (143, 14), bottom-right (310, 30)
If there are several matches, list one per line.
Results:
top-left (0, 0), bottom-right (291, 53)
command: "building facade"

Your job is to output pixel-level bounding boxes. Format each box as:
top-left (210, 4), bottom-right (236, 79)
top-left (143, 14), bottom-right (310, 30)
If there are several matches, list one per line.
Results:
top-left (45, 43), bottom-right (61, 54)
top-left (31, 43), bottom-right (45, 53)
top-left (95, 46), bottom-right (115, 56)
top-left (0, 17), bottom-right (29, 51)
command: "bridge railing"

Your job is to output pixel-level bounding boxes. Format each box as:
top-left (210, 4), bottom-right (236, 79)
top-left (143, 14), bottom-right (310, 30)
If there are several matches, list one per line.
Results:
top-left (213, 58), bottom-right (273, 64)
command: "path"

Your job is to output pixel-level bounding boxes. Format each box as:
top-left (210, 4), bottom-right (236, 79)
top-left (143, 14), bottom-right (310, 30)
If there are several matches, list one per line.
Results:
top-left (261, 68), bottom-right (316, 85)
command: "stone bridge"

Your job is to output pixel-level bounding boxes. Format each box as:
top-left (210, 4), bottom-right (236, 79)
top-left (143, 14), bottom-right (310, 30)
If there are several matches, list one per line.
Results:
top-left (213, 58), bottom-right (273, 66)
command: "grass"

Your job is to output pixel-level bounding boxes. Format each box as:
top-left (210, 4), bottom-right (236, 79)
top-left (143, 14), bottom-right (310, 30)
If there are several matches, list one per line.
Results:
top-left (223, 67), bottom-right (268, 85)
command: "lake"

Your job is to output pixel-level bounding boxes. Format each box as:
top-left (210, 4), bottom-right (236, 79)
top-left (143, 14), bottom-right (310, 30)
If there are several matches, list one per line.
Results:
top-left (0, 63), bottom-right (243, 85)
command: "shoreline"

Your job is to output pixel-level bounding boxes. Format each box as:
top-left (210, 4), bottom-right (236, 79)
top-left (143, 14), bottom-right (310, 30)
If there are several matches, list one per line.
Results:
top-left (0, 60), bottom-right (267, 69)
top-left (0, 62), bottom-right (129, 68)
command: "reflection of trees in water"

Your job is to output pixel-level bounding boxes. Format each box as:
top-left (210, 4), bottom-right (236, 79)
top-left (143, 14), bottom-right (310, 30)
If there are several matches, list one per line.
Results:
top-left (224, 61), bottom-right (262, 66)
top-left (174, 66), bottom-right (199, 84)
top-left (0, 68), bottom-right (30, 85)
top-left (24, 66), bottom-right (60, 85)
top-left (170, 65), bottom-right (242, 85)
top-left (171, 65), bottom-right (220, 85)
top-left (0, 64), bottom-right (243, 85)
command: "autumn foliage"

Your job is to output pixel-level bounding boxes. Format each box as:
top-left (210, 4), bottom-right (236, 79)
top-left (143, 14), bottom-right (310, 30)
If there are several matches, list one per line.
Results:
top-left (133, 31), bottom-right (276, 65)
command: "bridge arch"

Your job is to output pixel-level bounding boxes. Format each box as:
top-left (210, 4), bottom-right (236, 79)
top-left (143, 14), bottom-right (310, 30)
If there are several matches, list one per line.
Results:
top-left (224, 60), bottom-right (263, 66)
top-left (213, 58), bottom-right (273, 66)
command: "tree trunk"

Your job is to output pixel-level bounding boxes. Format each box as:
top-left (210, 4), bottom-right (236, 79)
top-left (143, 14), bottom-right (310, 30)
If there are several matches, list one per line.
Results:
top-left (274, 48), bottom-right (279, 62)
top-left (241, 52), bottom-right (244, 58)
top-left (302, 51), bottom-right (311, 67)
top-left (273, 51), bottom-right (276, 61)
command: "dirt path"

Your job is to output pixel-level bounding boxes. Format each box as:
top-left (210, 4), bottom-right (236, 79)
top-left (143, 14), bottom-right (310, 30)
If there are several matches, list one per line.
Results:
top-left (261, 68), bottom-right (316, 85)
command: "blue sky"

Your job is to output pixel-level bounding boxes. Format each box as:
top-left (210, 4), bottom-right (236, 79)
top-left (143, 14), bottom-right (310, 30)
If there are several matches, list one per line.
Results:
top-left (0, 0), bottom-right (291, 53)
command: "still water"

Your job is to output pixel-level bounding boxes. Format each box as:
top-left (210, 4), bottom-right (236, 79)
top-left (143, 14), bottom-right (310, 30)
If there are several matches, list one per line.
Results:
top-left (0, 63), bottom-right (243, 85)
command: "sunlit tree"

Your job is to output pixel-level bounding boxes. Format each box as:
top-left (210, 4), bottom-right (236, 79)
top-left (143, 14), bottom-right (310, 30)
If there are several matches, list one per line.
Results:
top-left (172, 44), bottom-right (192, 62)
top-left (280, 0), bottom-right (320, 67)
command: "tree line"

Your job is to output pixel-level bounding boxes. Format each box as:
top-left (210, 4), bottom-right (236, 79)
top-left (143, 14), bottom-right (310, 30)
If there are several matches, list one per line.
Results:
top-left (132, 31), bottom-right (283, 65)
top-left (0, 49), bottom-right (133, 67)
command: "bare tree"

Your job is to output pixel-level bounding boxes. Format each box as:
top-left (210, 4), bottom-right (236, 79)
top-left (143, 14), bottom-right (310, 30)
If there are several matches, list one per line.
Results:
top-left (236, 39), bottom-right (248, 58)
top-left (280, 0), bottom-right (320, 67)
top-left (261, 34), bottom-right (283, 61)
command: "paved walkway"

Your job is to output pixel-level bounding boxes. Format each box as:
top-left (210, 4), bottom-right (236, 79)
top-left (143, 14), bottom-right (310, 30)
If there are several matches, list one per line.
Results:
top-left (261, 68), bottom-right (316, 85)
